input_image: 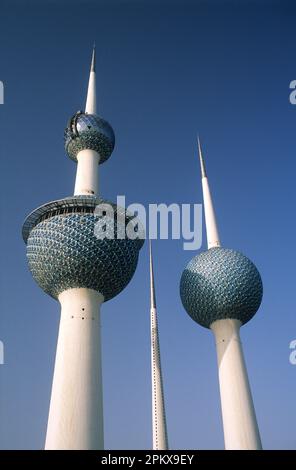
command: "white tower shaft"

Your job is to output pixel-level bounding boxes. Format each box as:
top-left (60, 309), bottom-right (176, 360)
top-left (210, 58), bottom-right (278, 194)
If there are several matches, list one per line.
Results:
top-left (198, 138), bottom-right (261, 450)
top-left (149, 242), bottom-right (169, 450)
top-left (74, 46), bottom-right (100, 197)
top-left (211, 319), bottom-right (262, 450)
top-left (45, 288), bottom-right (104, 450)
top-left (74, 149), bottom-right (100, 196)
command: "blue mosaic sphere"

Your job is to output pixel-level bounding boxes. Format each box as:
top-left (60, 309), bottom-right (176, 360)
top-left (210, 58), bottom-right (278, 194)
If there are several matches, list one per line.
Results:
top-left (65, 112), bottom-right (115, 164)
top-left (180, 247), bottom-right (263, 328)
top-left (23, 196), bottom-right (144, 301)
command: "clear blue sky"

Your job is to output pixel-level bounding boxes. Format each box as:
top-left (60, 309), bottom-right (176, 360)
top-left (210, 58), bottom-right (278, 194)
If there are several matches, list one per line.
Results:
top-left (0, 0), bottom-right (295, 450)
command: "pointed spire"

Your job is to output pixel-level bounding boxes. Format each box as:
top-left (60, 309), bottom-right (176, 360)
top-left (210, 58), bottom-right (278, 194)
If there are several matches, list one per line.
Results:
top-left (91, 43), bottom-right (96, 72)
top-left (198, 137), bottom-right (221, 249)
top-left (149, 240), bottom-right (169, 450)
top-left (197, 136), bottom-right (207, 178)
top-left (85, 45), bottom-right (97, 114)
top-left (149, 240), bottom-right (157, 309)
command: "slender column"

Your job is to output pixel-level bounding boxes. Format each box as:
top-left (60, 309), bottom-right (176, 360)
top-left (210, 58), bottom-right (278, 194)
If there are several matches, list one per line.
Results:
top-left (149, 242), bottom-right (168, 450)
top-left (45, 288), bottom-right (104, 450)
top-left (210, 319), bottom-right (262, 450)
top-left (151, 307), bottom-right (169, 450)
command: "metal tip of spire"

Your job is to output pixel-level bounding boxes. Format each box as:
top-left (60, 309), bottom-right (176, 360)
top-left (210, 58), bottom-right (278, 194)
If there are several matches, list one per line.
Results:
top-left (197, 135), bottom-right (207, 178)
top-left (85, 45), bottom-right (97, 114)
top-left (91, 44), bottom-right (96, 72)
top-left (149, 240), bottom-right (157, 309)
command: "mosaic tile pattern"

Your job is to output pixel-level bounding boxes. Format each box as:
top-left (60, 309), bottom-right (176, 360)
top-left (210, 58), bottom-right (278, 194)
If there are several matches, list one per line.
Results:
top-left (180, 247), bottom-right (263, 328)
top-left (24, 197), bottom-right (144, 301)
top-left (65, 112), bottom-right (115, 163)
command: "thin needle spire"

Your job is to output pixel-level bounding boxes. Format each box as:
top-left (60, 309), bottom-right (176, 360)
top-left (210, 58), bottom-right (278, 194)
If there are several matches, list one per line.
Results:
top-left (198, 137), bottom-right (221, 249)
top-left (198, 136), bottom-right (207, 178)
top-left (149, 241), bottom-right (169, 450)
top-left (85, 45), bottom-right (97, 114)
top-left (91, 43), bottom-right (96, 72)
top-left (149, 240), bottom-right (157, 309)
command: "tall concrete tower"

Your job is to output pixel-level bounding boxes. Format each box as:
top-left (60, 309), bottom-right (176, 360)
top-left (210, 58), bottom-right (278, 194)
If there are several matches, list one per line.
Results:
top-left (180, 139), bottom-right (263, 450)
top-left (22, 47), bottom-right (144, 450)
top-left (149, 241), bottom-right (168, 450)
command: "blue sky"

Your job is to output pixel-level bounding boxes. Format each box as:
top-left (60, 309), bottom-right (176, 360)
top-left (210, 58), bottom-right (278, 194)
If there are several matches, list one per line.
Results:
top-left (0, 0), bottom-right (295, 449)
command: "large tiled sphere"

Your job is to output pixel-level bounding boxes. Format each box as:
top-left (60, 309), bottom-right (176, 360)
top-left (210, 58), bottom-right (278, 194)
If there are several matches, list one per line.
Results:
top-left (180, 247), bottom-right (263, 328)
top-left (64, 112), bottom-right (115, 164)
top-left (23, 196), bottom-right (144, 301)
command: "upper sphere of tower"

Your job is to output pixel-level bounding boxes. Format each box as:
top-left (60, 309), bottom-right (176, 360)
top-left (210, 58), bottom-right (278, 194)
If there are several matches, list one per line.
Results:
top-left (65, 112), bottom-right (115, 164)
top-left (180, 247), bottom-right (263, 328)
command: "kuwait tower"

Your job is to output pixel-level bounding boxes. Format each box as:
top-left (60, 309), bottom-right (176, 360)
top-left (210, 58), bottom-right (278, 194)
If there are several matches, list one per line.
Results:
top-left (22, 48), bottom-right (144, 450)
top-left (180, 139), bottom-right (263, 450)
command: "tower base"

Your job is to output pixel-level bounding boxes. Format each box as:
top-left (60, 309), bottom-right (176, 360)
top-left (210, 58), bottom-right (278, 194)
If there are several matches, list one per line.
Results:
top-left (45, 288), bottom-right (104, 450)
top-left (211, 318), bottom-right (262, 450)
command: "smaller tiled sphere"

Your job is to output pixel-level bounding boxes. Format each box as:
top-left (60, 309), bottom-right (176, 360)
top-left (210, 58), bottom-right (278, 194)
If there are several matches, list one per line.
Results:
top-left (65, 112), bottom-right (115, 164)
top-left (180, 247), bottom-right (263, 328)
